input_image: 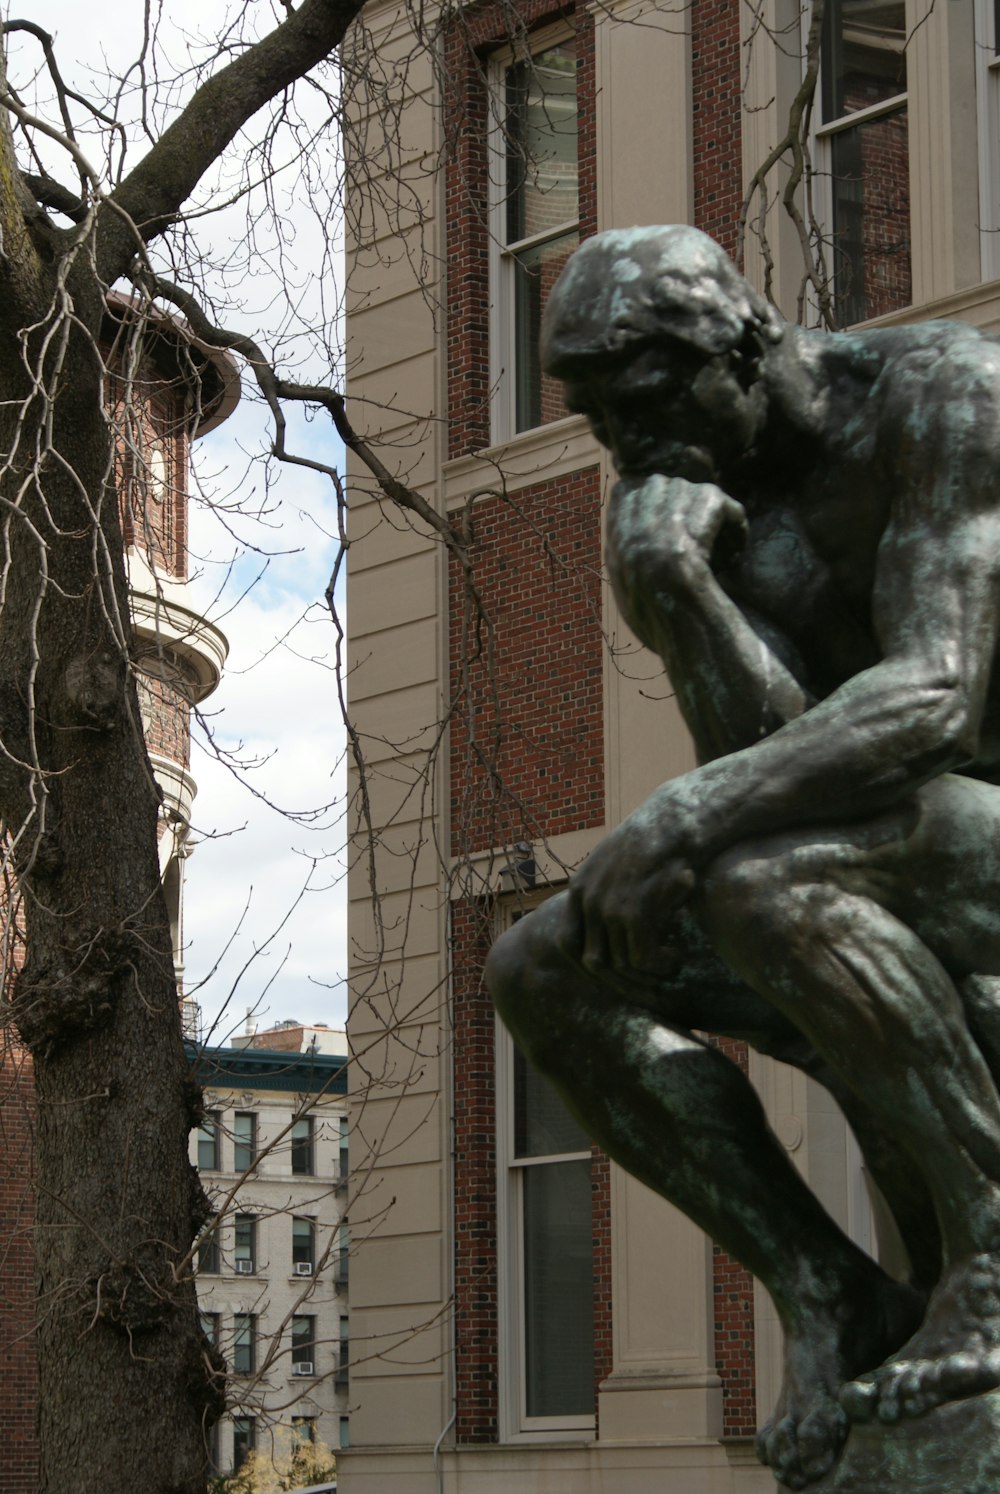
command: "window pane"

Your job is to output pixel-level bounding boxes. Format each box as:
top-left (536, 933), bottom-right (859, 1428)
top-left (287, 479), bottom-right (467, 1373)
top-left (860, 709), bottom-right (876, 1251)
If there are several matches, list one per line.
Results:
top-left (197, 1113), bottom-right (219, 1171)
top-left (822, 0), bottom-right (906, 120)
top-left (233, 1314), bottom-right (255, 1375)
top-left (337, 1314), bottom-right (350, 1386)
top-left (511, 228), bottom-right (580, 433)
top-left (197, 1226), bottom-right (220, 1275)
top-left (292, 1216), bottom-right (314, 1267)
top-left (828, 106), bottom-right (910, 324)
top-left (234, 1113), bottom-right (256, 1173)
top-left (522, 1157), bottom-right (594, 1417)
top-left (505, 41), bottom-right (578, 245)
top-left (513, 1044), bottom-right (590, 1158)
top-left (232, 1416), bottom-right (255, 1469)
top-left (291, 1314), bottom-right (315, 1365)
top-left (291, 1118), bottom-right (314, 1174)
top-left (234, 1215), bottom-right (256, 1271)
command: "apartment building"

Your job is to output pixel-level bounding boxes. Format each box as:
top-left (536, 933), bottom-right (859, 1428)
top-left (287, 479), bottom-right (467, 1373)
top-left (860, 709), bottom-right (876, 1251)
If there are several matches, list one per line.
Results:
top-left (341, 1), bottom-right (1000, 1491)
top-left (191, 1033), bottom-right (351, 1475)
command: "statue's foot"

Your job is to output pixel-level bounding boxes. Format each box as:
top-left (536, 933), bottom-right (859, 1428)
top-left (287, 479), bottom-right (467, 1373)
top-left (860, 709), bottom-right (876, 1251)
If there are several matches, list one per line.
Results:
top-left (841, 1253), bottom-right (1000, 1426)
top-left (757, 1278), bottom-right (923, 1490)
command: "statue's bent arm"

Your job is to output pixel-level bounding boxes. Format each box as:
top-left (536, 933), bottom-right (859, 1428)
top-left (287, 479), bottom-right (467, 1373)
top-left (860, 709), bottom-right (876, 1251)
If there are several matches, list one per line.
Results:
top-left (569, 463), bottom-right (1000, 958)
top-left (607, 472), bottom-right (815, 763)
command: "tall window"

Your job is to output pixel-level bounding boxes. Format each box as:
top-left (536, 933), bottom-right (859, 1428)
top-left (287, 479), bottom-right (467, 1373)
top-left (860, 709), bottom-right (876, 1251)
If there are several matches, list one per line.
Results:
top-left (497, 1017), bottom-right (594, 1434)
top-left (336, 1314), bottom-right (350, 1388)
top-left (232, 1314), bottom-right (256, 1376)
top-left (292, 1216), bottom-right (315, 1275)
top-left (291, 1314), bottom-right (316, 1374)
top-left (291, 1416), bottom-right (316, 1445)
top-left (291, 1117), bottom-right (314, 1175)
top-left (197, 1112), bottom-right (220, 1171)
top-left (234, 1214), bottom-right (257, 1275)
top-left (232, 1416), bottom-right (255, 1469)
top-left (335, 1224), bottom-right (349, 1287)
top-left (197, 1224), bottom-right (220, 1276)
top-left (816, 0), bottom-right (910, 323)
top-left (493, 34), bottom-right (579, 439)
top-left (233, 1112), bottom-right (257, 1173)
top-left (338, 1114), bottom-right (349, 1182)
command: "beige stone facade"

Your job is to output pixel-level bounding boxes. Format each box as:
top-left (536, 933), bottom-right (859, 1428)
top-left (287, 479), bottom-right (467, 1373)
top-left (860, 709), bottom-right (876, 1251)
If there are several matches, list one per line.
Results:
top-left (342, 2), bottom-right (1000, 1489)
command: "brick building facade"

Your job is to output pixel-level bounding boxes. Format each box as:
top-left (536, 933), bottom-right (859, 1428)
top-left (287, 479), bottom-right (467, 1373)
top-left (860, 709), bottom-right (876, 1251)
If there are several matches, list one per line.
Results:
top-left (342, 1), bottom-right (1000, 1491)
top-left (0, 304), bottom-right (236, 1491)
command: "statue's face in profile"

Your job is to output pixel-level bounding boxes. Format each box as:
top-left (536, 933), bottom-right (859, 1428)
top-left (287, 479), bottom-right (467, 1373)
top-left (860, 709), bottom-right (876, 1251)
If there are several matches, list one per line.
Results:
top-left (560, 341), bottom-right (763, 483)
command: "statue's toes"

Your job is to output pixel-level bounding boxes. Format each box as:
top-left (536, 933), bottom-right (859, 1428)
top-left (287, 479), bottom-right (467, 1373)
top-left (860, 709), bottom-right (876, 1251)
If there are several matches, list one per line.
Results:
top-left (839, 1375), bottom-right (879, 1424)
top-left (936, 1349), bottom-right (1000, 1403)
top-left (757, 1416), bottom-right (799, 1478)
top-left (795, 1404), bottom-right (848, 1482)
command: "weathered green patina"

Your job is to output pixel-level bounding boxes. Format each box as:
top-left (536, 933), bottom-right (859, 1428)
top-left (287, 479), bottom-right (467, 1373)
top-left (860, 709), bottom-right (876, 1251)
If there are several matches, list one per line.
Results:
top-left (486, 226), bottom-right (1000, 1491)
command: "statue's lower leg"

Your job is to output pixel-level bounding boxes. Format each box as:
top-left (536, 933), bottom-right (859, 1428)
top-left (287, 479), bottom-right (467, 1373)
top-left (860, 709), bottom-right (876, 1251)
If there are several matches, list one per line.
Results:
top-left (487, 900), bottom-right (922, 1489)
top-left (703, 859), bottom-right (1000, 1437)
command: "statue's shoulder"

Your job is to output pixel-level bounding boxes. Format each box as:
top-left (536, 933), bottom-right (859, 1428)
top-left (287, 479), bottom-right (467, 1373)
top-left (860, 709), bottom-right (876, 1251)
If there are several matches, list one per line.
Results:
top-left (846, 323), bottom-right (1000, 428)
top-left (865, 320), bottom-right (1000, 381)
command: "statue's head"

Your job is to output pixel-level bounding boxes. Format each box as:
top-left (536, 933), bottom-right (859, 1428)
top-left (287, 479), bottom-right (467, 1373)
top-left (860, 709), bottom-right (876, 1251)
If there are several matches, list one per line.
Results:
top-left (541, 225), bottom-right (783, 379)
top-left (540, 227), bottom-right (783, 480)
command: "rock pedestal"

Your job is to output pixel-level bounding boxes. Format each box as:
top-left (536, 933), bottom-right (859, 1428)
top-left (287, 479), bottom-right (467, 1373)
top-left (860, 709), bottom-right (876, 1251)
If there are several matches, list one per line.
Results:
top-left (779, 1393), bottom-right (1000, 1494)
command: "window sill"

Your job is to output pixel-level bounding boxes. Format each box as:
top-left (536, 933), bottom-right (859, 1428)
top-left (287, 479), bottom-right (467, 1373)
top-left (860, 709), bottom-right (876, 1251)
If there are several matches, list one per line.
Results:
top-left (443, 415), bottom-right (600, 511)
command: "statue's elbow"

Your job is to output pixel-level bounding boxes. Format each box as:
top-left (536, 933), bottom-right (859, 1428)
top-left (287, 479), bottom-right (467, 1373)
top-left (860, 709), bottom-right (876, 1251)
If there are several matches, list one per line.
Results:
top-left (931, 681), bottom-right (981, 766)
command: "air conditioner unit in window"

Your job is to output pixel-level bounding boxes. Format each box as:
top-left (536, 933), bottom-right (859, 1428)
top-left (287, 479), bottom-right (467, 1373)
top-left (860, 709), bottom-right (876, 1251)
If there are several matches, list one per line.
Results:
top-left (294, 1261), bottom-right (313, 1277)
top-left (292, 1362), bottom-right (314, 1377)
top-left (235, 1260), bottom-right (254, 1274)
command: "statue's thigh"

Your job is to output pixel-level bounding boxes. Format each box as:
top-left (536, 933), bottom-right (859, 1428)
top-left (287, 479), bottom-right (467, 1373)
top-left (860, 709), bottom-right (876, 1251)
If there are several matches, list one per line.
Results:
top-left (493, 890), bottom-right (815, 1069)
top-left (730, 774), bottom-right (1000, 980)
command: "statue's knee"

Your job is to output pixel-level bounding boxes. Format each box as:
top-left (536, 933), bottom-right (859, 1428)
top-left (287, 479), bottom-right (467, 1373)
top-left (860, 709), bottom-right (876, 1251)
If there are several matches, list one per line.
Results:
top-left (484, 895), bottom-right (575, 1058)
top-left (484, 918), bottom-right (532, 1026)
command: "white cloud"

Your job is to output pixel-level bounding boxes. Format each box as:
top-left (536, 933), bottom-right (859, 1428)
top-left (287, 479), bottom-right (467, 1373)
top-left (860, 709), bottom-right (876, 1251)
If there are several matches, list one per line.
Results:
top-left (184, 436), bottom-right (349, 1041)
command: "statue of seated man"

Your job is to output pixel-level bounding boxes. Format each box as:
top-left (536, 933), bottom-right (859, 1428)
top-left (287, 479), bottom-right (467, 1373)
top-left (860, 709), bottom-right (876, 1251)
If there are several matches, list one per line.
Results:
top-left (485, 224), bottom-right (1000, 1491)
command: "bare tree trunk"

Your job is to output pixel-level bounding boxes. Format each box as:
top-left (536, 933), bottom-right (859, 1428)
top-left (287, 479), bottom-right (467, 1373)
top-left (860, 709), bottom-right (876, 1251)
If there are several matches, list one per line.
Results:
top-left (0, 252), bottom-right (218, 1488)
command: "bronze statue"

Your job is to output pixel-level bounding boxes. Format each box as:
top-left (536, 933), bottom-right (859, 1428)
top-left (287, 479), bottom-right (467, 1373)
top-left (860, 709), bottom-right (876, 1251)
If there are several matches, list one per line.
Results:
top-left (486, 225), bottom-right (1000, 1491)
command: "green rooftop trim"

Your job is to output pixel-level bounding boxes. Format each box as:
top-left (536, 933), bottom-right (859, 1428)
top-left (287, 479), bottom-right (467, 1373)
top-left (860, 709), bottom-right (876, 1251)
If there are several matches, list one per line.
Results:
top-left (186, 1042), bottom-right (348, 1097)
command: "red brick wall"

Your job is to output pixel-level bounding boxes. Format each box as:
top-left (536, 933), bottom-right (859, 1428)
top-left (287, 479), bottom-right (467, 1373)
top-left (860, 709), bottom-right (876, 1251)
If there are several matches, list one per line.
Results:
top-left (591, 1146), bottom-right (613, 1424)
top-left (138, 673), bottom-right (192, 770)
top-left (450, 900), bottom-right (499, 1443)
top-left (692, 0), bottom-right (743, 260)
top-left (708, 1034), bottom-right (757, 1437)
top-left (0, 1040), bottom-right (38, 1493)
top-left (690, 0), bottom-right (758, 1440)
top-left (110, 374), bottom-right (190, 580)
top-left (449, 470), bottom-right (604, 859)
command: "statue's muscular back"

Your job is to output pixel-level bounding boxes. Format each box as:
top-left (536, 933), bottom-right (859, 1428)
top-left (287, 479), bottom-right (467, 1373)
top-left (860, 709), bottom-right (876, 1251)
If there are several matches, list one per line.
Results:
top-left (712, 320), bottom-right (1000, 776)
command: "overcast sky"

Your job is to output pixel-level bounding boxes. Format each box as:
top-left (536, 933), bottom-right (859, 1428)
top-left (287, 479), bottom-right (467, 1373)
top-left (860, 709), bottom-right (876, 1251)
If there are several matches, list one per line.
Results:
top-left (16, 1), bottom-right (351, 1043)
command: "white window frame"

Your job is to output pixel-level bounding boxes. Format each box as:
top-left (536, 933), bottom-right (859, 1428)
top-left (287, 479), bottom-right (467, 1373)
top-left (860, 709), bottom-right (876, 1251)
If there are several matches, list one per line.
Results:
top-left (808, 0), bottom-right (910, 325)
top-left (495, 900), bottom-right (595, 1441)
top-left (976, 0), bottom-right (1000, 281)
top-left (488, 23), bottom-right (580, 445)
